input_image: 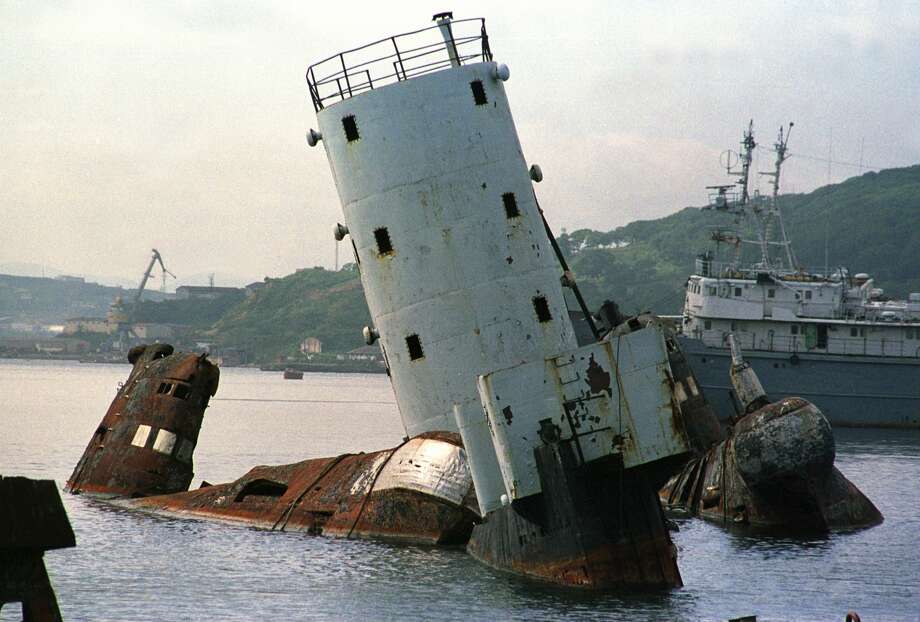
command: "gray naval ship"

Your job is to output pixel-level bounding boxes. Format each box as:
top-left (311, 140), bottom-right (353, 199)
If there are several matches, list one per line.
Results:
top-left (678, 121), bottom-right (920, 428)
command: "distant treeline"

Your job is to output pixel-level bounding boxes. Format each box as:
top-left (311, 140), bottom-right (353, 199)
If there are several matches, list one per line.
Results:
top-left (7, 164), bottom-right (920, 362)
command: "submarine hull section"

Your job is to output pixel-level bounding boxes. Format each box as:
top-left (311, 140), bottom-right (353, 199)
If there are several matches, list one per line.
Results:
top-left (66, 344), bottom-right (219, 499)
top-left (660, 398), bottom-right (883, 530)
top-left (129, 432), bottom-right (480, 546)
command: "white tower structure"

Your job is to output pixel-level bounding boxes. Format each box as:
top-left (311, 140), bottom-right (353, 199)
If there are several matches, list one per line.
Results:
top-left (308, 16), bottom-right (577, 440)
top-left (307, 15), bottom-right (697, 588)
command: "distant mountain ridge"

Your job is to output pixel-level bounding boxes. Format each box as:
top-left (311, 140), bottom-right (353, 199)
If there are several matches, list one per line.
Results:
top-left (5, 164), bottom-right (918, 360)
top-left (0, 273), bottom-right (171, 324)
top-left (557, 164), bottom-right (920, 314)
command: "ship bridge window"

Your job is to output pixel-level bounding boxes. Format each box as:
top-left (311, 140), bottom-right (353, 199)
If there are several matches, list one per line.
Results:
top-left (791, 325), bottom-right (799, 335)
top-left (533, 296), bottom-right (552, 323)
top-left (907, 328), bottom-right (915, 339)
top-left (342, 115), bottom-right (360, 142)
top-left (805, 290), bottom-right (813, 300)
top-left (470, 80), bottom-right (488, 106)
top-left (173, 383), bottom-right (191, 400)
top-left (704, 320), bottom-right (712, 330)
top-left (374, 227), bottom-right (394, 255)
top-left (502, 193), bottom-right (520, 218)
top-left (768, 289), bottom-right (776, 298)
top-left (406, 334), bottom-right (424, 361)
top-left (850, 327), bottom-right (858, 337)
top-left (734, 287), bottom-right (742, 297)
top-left (708, 287), bottom-right (716, 296)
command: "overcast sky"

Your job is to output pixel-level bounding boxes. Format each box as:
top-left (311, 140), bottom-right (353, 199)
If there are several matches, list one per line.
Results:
top-left (3, 1), bottom-right (918, 287)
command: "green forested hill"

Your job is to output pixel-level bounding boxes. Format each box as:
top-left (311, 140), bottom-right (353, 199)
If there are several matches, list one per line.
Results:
top-left (205, 165), bottom-right (920, 360)
top-left (558, 164), bottom-right (920, 314)
top-left (210, 267), bottom-right (370, 360)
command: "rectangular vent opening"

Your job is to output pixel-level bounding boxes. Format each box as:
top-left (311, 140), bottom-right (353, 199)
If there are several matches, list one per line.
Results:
top-left (342, 115), bottom-right (360, 142)
top-left (374, 227), bottom-right (393, 255)
top-left (533, 296), bottom-right (552, 323)
top-left (234, 479), bottom-right (289, 502)
top-left (470, 80), bottom-right (488, 105)
top-left (406, 334), bottom-right (424, 360)
top-left (502, 192), bottom-right (520, 218)
top-left (157, 382), bottom-right (172, 395)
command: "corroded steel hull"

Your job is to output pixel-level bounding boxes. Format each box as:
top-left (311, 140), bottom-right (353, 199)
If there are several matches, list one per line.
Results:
top-left (128, 432), bottom-right (479, 545)
top-left (468, 441), bottom-right (681, 589)
top-left (660, 397), bottom-right (883, 530)
top-left (66, 344), bottom-right (219, 498)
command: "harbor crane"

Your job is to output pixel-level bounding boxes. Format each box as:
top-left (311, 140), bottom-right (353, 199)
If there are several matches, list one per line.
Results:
top-left (134, 248), bottom-right (176, 303)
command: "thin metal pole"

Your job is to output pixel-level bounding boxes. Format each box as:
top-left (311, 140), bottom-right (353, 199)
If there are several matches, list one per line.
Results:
top-left (392, 37), bottom-right (407, 80)
top-left (340, 54), bottom-right (353, 97)
top-left (535, 196), bottom-right (601, 341)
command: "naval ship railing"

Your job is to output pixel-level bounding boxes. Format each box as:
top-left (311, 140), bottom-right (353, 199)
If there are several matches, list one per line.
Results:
top-left (701, 331), bottom-right (920, 358)
top-left (306, 18), bottom-right (493, 112)
top-left (694, 258), bottom-right (841, 281)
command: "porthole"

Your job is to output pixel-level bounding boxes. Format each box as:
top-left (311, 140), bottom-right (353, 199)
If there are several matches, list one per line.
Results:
top-left (533, 296), bottom-right (552, 323)
top-left (374, 227), bottom-right (393, 255)
top-left (406, 334), bottom-right (424, 360)
top-left (342, 115), bottom-right (359, 142)
top-left (502, 193), bottom-right (520, 218)
top-left (470, 80), bottom-right (488, 105)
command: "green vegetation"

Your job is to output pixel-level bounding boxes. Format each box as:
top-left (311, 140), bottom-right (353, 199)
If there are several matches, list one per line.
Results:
top-left (209, 268), bottom-right (370, 361)
top-left (134, 293), bottom-right (245, 328)
top-left (7, 165), bottom-right (920, 363)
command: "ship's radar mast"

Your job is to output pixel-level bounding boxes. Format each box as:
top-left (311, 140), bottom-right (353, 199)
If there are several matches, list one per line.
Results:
top-left (704, 121), bottom-right (798, 273)
top-left (759, 122), bottom-right (798, 270)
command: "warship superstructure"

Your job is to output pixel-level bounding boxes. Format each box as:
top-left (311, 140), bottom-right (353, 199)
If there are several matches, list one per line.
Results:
top-left (680, 122), bottom-right (920, 427)
top-left (305, 13), bottom-right (712, 588)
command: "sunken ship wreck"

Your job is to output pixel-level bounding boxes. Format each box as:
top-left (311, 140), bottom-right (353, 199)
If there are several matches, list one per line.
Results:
top-left (660, 336), bottom-right (882, 531)
top-left (64, 13), bottom-right (881, 592)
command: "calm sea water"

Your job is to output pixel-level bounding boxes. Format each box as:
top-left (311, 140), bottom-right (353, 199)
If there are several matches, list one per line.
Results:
top-left (1, 359), bottom-right (918, 621)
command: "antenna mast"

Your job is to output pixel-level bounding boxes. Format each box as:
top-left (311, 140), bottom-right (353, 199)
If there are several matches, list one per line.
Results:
top-left (722, 120), bottom-right (758, 267)
top-left (759, 122), bottom-right (798, 270)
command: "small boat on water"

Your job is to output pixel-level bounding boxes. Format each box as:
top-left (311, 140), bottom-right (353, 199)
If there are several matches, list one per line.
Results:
top-left (283, 368), bottom-right (304, 380)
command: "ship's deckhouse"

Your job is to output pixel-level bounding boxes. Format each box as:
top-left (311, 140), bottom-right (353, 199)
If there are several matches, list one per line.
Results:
top-left (684, 271), bottom-right (920, 358)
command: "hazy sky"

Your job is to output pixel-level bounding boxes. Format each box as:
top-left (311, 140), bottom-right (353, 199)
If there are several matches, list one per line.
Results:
top-left (3, 1), bottom-right (918, 287)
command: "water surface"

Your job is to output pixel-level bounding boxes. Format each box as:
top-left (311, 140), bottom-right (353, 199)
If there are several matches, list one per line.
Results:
top-left (1, 360), bottom-right (917, 620)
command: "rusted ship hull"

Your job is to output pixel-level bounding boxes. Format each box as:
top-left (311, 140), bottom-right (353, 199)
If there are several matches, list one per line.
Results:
top-left (129, 432), bottom-right (479, 545)
top-left (67, 344), bottom-right (219, 498)
top-left (468, 443), bottom-right (681, 588)
top-left (660, 398), bottom-right (883, 530)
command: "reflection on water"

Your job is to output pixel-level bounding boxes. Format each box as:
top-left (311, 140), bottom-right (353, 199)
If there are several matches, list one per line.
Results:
top-left (1, 360), bottom-right (919, 621)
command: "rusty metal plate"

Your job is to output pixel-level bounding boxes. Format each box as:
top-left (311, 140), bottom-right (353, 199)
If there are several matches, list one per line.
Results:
top-left (478, 326), bottom-right (690, 500)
